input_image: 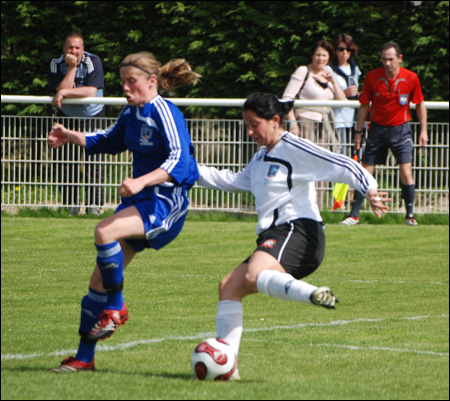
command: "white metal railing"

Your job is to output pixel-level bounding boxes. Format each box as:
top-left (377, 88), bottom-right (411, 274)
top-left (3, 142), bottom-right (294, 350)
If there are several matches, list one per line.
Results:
top-left (2, 95), bottom-right (449, 109)
top-left (1, 96), bottom-right (449, 214)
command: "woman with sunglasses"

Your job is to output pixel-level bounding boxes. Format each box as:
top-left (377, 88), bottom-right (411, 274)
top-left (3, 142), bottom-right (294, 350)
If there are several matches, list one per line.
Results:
top-left (329, 33), bottom-right (362, 157)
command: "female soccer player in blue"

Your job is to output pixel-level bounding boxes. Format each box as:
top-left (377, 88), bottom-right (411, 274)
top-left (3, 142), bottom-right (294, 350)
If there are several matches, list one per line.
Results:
top-left (49, 52), bottom-right (200, 372)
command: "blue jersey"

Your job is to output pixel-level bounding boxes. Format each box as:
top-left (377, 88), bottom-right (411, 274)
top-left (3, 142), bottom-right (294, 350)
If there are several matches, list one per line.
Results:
top-left (85, 95), bottom-right (199, 193)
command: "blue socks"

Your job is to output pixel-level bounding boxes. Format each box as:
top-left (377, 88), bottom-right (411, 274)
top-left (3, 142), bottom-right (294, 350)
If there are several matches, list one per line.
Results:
top-left (76, 242), bottom-right (125, 363)
top-left (76, 287), bottom-right (107, 362)
top-left (95, 241), bottom-right (124, 310)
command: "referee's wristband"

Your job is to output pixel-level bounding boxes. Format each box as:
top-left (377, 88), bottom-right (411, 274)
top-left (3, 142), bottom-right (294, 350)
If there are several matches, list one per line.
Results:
top-left (354, 130), bottom-right (363, 134)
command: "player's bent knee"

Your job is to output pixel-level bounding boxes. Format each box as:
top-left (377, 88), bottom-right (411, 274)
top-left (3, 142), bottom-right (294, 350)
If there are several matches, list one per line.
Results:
top-left (94, 220), bottom-right (115, 244)
top-left (218, 275), bottom-right (233, 298)
top-left (244, 269), bottom-right (260, 287)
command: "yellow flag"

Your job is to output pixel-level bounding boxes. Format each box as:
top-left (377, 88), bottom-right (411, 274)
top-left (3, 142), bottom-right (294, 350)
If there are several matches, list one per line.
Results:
top-left (332, 154), bottom-right (359, 211)
top-left (332, 183), bottom-right (349, 210)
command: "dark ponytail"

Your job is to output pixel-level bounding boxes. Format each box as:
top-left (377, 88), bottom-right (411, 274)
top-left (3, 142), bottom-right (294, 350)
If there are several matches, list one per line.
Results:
top-left (243, 93), bottom-right (293, 121)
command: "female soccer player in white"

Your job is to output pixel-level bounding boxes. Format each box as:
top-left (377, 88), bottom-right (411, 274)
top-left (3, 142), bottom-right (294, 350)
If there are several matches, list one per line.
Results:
top-left (49, 52), bottom-right (200, 372)
top-left (197, 93), bottom-right (389, 379)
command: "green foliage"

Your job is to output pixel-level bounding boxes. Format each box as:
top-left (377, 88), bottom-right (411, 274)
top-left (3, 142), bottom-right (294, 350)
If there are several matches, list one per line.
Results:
top-left (1, 1), bottom-right (449, 118)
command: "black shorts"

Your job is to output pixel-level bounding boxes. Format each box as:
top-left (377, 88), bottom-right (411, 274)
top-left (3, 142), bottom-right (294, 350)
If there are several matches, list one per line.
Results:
top-left (244, 219), bottom-right (326, 280)
top-left (362, 122), bottom-right (413, 165)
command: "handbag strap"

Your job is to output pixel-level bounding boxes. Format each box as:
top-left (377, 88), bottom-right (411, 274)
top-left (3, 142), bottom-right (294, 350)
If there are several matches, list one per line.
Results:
top-left (296, 67), bottom-right (310, 99)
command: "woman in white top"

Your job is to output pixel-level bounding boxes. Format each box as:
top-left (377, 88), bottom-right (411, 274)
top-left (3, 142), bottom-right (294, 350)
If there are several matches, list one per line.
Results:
top-left (197, 93), bottom-right (389, 378)
top-left (329, 33), bottom-right (362, 156)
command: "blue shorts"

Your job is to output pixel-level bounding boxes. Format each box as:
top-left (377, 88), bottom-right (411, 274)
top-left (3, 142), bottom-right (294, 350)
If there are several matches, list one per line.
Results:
top-left (362, 122), bottom-right (414, 166)
top-left (115, 187), bottom-right (189, 252)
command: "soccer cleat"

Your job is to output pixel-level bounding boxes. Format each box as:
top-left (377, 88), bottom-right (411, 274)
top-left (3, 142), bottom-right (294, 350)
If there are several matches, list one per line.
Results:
top-left (405, 217), bottom-right (418, 226)
top-left (52, 356), bottom-right (95, 373)
top-left (86, 302), bottom-right (129, 342)
top-left (339, 216), bottom-right (359, 226)
top-left (310, 287), bottom-right (339, 309)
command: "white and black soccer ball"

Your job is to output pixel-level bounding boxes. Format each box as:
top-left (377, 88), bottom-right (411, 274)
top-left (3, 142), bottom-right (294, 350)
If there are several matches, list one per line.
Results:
top-left (191, 338), bottom-right (237, 381)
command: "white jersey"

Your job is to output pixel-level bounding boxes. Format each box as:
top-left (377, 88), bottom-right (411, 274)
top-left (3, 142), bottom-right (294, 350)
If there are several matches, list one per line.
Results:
top-left (198, 132), bottom-right (377, 234)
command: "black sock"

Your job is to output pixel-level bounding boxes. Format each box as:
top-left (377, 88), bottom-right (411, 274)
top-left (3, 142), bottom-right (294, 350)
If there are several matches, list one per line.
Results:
top-left (401, 184), bottom-right (415, 218)
top-left (350, 190), bottom-right (365, 218)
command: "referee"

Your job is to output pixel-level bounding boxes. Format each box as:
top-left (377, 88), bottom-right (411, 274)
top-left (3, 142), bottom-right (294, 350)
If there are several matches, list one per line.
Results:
top-left (341, 41), bottom-right (428, 226)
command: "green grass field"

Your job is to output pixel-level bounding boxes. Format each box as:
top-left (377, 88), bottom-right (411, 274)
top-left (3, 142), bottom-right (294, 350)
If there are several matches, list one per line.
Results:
top-left (1, 216), bottom-right (449, 400)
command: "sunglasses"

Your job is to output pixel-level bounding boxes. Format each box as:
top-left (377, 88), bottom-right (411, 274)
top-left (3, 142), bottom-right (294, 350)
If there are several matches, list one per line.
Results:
top-left (336, 47), bottom-right (352, 52)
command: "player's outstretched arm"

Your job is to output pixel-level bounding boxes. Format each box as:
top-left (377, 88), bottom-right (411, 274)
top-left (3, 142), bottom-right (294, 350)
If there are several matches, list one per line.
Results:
top-left (48, 123), bottom-right (86, 149)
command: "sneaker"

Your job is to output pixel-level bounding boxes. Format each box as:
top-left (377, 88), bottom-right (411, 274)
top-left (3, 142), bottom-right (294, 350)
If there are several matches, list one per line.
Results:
top-left (405, 217), bottom-right (418, 226)
top-left (310, 287), bottom-right (339, 309)
top-left (87, 302), bottom-right (129, 342)
top-left (70, 207), bottom-right (80, 216)
top-left (88, 207), bottom-right (102, 216)
top-left (52, 356), bottom-right (95, 373)
top-left (339, 216), bottom-right (359, 226)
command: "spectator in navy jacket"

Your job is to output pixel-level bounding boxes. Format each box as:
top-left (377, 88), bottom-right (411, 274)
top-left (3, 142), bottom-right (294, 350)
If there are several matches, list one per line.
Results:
top-left (49, 32), bottom-right (106, 215)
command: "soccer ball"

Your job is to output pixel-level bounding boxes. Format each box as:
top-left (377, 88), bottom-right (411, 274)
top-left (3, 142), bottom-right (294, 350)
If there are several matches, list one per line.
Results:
top-left (191, 338), bottom-right (237, 381)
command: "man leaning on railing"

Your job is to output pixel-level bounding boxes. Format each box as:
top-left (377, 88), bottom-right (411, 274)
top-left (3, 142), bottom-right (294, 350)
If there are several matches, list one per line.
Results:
top-left (48, 31), bottom-right (106, 215)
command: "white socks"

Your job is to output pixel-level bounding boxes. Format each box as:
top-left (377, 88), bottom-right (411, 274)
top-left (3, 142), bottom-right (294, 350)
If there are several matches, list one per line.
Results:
top-left (256, 270), bottom-right (316, 303)
top-left (216, 271), bottom-right (317, 357)
top-left (216, 300), bottom-right (243, 357)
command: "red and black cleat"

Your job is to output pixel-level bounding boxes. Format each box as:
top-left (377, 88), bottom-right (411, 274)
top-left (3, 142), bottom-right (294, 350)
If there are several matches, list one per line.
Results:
top-left (86, 302), bottom-right (129, 342)
top-left (52, 356), bottom-right (95, 373)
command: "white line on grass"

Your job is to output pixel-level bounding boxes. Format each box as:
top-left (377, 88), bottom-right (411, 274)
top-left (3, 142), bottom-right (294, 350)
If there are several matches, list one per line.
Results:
top-left (348, 280), bottom-right (447, 285)
top-left (2, 314), bottom-right (448, 361)
top-left (311, 343), bottom-right (449, 357)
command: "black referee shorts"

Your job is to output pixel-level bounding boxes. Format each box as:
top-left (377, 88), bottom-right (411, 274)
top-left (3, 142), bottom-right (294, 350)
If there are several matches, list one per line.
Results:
top-left (244, 218), bottom-right (326, 280)
top-left (362, 122), bottom-right (414, 166)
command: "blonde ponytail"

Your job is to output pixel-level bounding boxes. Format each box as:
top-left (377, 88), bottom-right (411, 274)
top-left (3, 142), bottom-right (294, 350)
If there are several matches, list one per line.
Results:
top-left (159, 58), bottom-right (201, 91)
top-left (120, 52), bottom-right (201, 91)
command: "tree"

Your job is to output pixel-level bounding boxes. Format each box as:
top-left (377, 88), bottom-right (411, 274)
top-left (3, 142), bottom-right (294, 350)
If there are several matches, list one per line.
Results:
top-left (1, 1), bottom-right (448, 119)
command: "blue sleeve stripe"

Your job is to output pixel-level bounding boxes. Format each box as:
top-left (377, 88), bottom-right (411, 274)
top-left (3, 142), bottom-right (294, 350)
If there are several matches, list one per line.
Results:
top-left (282, 135), bottom-right (370, 193)
top-left (154, 97), bottom-right (182, 174)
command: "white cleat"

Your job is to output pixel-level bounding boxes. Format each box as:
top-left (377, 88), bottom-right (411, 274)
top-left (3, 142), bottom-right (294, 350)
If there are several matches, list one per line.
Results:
top-left (310, 287), bottom-right (339, 309)
top-left (339, 216), bottom-right (359, 226)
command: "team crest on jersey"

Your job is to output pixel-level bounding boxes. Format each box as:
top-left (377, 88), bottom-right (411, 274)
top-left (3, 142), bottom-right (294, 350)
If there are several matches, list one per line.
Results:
top-left (399, 94), bottom-right (409, 106)
top-left (267, 165), bottom-right (280, 178)
top-left (260, 239), bottom-right (276, 249)
top-left (140, 125), bottom-right (154, 146)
